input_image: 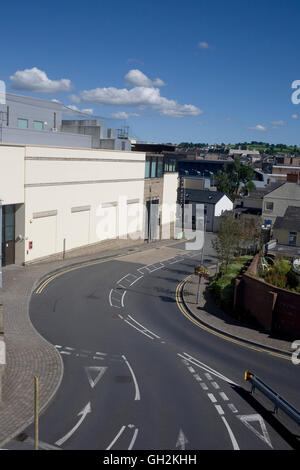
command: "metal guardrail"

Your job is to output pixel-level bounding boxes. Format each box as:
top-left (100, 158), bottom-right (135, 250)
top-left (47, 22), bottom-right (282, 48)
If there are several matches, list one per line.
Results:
top-left (245, 370), bottom-right (300, 426)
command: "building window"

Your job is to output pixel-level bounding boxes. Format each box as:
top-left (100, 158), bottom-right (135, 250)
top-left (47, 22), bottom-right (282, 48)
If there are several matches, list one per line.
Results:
top-left (265, 201), bottom-right (274, 211)
top-left (288, 232), bottom-right (297, 246)
top-left (151, 158), bottom-right (157, 178)
top-left (107, 128), bottom-right (112, 138)
top-left (145, 160), bottom-right (151, 178)
top-left (17, 118), bottom-right (28, 129)
top-left (157, 160), bottom-right (163, 178)
top-left (33, 121), bottom-right (44, 130)
top-left (121, 141), bottom-right (126, 151)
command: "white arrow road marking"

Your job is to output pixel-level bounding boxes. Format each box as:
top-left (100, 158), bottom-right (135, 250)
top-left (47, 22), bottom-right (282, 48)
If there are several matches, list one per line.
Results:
top-left (237, 414), bottom-right (273, 448)
top-left (122, 355), bottom-right (141, 401)
top-left (221, 417), bottom-right (240, 450)
top-left (85, 366), bottom-right (107, 389)
top-left (55, 402), bottom-right (91, 447)
top-left (176, 429), bottom-right (189, 450)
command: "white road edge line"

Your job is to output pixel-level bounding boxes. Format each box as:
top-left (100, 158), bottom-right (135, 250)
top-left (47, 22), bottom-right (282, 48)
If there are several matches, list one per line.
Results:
top-left (106, 426), bottom-right (126, 450)
top-left (221, 417), bottom-right (240, 450)
top-left (122, 355), bottom-right (141, 401)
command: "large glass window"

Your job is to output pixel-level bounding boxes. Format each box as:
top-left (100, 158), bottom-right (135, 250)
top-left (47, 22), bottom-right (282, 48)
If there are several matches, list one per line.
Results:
top-left (17, 118), bottom-right (28, 129)
top-left (145, 160), bottom-right (151, 178)
top-left (33, 121), bottom-right (44, 130)
top-left (157, 160), bottom-right (163, 178)
top-left (151, 158), bottom-right (157, 178)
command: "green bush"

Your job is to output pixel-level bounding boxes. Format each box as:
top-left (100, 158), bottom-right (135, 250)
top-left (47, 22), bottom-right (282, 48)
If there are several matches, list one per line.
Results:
top-left (208, 256), bottom-right (253, 312)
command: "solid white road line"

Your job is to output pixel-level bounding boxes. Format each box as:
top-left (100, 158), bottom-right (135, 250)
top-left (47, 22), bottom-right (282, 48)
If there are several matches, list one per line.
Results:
top-left (127, 315), bottom-right (161, 339)
top-left (106, 426), bottom-right (126, 450)
top-left (122, 355), bottom-right (141, 401)
top-left (124, 320), bottom-right (154, 340)
top-left (128, 428), bottom-right (139, 450)
top-left (179, 353), bottom-right (238, 386)
top-left (221, 417), bottom-right (240, 450)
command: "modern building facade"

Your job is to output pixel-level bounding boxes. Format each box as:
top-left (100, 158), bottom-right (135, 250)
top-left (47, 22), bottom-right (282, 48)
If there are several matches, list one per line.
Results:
top-left (0, 93), bottom-right (131, 150)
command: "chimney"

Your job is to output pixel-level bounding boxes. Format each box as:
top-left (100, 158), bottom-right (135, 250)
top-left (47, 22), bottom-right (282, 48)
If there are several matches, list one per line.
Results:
top-left (286, 173), bottom-right (300, 183)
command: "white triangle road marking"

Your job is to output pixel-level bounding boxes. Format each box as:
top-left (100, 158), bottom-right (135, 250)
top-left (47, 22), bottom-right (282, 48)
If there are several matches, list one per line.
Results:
top-left (85, 366), bottom-right (107, 389)
top-left (237, 414), bottom-right (273, 448)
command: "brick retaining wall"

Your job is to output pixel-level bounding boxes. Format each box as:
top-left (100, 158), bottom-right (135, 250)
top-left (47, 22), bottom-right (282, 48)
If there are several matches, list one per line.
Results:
top-left (234, 254), bottom-right (300, 338)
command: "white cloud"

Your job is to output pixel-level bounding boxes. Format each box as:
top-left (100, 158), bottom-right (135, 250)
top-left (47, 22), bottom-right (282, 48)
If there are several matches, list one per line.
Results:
top-left (125, 69), bottom-right (165, 87)
top-left (76, 85), bottom-right (202, 118)
top-left (10, 67), bottom-right (73, 93)
top-left (111, 111), bottom-right (140, 119)
top-left (271, 120), bottom-right (286, 126)
top-left (248, 124), bottom-right (267, 131)
top-left (292, 113), bottom-right (298, 119)
top-left (198, 41), bottom-right (210, 49)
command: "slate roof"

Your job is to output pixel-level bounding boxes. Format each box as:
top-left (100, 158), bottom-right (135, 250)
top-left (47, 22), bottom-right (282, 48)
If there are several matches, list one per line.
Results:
top-left (273, 206), bottom-right (300, 232)
top-left (185, 189), bottom-right (230, 204)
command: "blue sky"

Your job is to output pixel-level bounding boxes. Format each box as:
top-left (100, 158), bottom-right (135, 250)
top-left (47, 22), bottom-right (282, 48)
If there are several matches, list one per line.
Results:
top-left (1, 0), bottom-right (300, 144)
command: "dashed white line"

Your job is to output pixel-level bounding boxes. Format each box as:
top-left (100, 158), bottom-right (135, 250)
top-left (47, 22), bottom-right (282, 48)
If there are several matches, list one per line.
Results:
top-left (215, 405), bottom-right (225, 416)
top-left (205, 373), bottom-right (213, 381)
top-left (200, 383), bottom-right (208, 390)
top-left (207, 393), bottom-right (217, 403)
top-left (219, 392), bottom-right (229, 401)
top-left (211, 381), bottom-right (220, 390)
top-left (228, 404), bottom-right (238, 413)
top-left (194, 375), bottom-right (202, 382)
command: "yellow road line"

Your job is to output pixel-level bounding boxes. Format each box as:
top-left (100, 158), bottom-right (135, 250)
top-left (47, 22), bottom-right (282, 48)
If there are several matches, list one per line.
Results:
top-left (175, 276), bottom-right (290, 362)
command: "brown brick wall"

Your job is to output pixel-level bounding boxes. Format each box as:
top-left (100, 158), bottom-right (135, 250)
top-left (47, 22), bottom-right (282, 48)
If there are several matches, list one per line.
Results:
top-left (235, 254), bottom-right (300, 338)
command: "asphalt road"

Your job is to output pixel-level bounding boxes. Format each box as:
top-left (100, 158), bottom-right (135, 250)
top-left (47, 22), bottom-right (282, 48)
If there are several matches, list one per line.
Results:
top-left (4, 236), bottom-right (300, 450)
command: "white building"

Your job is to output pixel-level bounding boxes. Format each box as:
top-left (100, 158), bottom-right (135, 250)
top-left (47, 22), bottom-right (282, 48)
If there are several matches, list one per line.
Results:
top-left (0, 143), bottom-right (179, 265)
top-left (0, 143), bottom-right (146, 265)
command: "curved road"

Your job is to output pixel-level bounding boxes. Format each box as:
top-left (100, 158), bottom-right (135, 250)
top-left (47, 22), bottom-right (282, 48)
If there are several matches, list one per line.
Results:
top-left (7, 239), bottom-right (300, 450)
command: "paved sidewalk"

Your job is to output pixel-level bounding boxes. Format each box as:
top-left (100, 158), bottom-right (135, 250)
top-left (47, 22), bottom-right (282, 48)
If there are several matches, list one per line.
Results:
top-left (182, 266), bottom-right (293, 356)
top-left (0, 236), bottom-right (183, 448)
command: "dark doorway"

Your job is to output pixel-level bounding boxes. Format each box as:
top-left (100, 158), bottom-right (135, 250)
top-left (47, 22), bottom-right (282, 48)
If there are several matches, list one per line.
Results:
top-left (1, 205), bottom-right (15, 266)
